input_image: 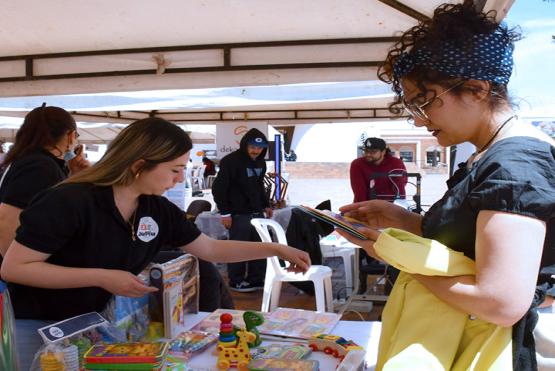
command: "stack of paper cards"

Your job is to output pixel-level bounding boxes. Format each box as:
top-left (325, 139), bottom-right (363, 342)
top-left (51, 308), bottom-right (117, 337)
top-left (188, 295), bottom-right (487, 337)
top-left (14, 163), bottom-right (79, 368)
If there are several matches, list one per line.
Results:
top-left (297, 205), bottom-right (368, 241)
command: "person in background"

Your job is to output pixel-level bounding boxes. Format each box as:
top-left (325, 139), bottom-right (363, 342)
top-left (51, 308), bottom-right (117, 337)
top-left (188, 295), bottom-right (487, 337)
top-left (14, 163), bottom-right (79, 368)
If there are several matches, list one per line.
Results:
top-left (202, 156), bottom-right (216, 178)
top-left (349, 137), bottom-right (407, 203)
top-left (339, 2), bottom-right (555, 369)
top-left (0, 105), bottom-right (89, 259)
top-left (349, 137), bottom-right (407, 295)
top-left (212, 128), bottom-right (273, 292)
top-left (1, 118), bottom-right (310, 370)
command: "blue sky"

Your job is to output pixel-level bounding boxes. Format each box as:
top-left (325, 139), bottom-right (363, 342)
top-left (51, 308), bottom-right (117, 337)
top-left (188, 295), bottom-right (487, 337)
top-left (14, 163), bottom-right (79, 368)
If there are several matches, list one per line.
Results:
top-left (506, 1), bottom-right (555, 117)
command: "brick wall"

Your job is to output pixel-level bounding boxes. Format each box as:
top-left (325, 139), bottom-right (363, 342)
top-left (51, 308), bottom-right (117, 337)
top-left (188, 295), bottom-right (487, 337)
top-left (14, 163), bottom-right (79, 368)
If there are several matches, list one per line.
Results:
top-left (281, 162), bottom-right (350, 179)
top-left (281, 161), bottom-right (425, 179)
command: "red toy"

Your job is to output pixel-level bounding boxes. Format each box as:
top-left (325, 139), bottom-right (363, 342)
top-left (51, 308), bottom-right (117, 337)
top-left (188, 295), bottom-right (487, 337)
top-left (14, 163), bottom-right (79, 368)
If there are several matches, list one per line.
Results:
top-left (308, 334), bottom-right (363, 360)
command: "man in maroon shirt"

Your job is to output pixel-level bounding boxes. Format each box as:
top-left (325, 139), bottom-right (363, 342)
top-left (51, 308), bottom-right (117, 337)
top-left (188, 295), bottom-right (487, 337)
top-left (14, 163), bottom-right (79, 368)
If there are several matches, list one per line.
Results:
top-left (349, 137), bottom-right (407, 203)
top-left (350, 137), bottom-right (407, 294)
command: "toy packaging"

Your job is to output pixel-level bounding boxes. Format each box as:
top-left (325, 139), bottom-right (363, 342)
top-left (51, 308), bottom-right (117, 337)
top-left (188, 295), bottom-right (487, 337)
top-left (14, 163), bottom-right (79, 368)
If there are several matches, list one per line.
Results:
top-left (248, 358), bottom-right (319, 371)
top-left (0, 281), bottom-right (19, 371)
top-left (37, 312), bottom-right (119, 344)
top-left (167, 330), bottom-right (217, 361)
top-left (149, 253), bottom-right (199, 338)
top-left (83, 342), bottom-right (168, 370)
top-left (250, 344), bottom-right (312, 360)
top-left (102, 271), bottom-right (151, 341)
top-left (31, 312), bottom-right (127, 371)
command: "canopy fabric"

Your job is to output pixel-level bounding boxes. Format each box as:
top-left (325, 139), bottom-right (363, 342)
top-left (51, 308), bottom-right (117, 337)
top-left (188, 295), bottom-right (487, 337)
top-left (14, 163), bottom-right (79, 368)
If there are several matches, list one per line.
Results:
top-left (0, 0), bottom-right (515, 129)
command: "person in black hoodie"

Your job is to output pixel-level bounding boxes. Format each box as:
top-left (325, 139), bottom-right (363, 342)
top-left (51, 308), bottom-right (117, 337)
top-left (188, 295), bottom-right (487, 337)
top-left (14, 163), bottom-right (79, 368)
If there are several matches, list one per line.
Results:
top-left (212, 128), bottom-right (272, 292)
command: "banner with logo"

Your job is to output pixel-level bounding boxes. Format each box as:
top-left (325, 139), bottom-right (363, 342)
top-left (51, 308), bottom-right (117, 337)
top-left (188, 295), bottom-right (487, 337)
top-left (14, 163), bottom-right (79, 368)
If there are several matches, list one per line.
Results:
top-left (216, 122), bottom-right (268, 159)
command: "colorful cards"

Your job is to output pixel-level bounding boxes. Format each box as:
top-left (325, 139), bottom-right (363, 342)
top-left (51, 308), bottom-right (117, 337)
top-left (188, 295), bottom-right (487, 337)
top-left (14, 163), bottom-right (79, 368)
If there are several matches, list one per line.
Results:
top-left (248, 358), bottom-right (319, 371)
top-left (192, 308), bottom-right (340, 340)
top-left (297, 205), bottom-right (369, 241)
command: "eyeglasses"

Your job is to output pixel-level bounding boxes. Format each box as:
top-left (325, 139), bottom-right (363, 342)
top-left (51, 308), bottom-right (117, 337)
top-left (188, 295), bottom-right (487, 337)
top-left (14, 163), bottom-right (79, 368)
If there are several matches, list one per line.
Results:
top-left (402, 81), bottom-right (465, 122)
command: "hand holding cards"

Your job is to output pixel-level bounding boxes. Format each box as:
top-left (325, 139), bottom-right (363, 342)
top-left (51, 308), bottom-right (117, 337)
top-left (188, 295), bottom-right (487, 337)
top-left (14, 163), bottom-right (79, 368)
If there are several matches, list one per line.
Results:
top-left (297, 205), bottom-right (371, 241)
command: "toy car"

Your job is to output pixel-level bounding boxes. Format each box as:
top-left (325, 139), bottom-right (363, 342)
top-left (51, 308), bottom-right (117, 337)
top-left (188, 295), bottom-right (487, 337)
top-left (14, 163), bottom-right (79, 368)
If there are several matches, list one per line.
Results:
top-left (308, 334), bottom-right (363, 360)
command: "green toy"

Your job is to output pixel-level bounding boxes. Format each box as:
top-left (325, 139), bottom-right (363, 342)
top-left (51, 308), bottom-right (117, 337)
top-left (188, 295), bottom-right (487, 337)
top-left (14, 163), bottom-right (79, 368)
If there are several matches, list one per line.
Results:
top-left (242, 311), bottom-right (265, 347)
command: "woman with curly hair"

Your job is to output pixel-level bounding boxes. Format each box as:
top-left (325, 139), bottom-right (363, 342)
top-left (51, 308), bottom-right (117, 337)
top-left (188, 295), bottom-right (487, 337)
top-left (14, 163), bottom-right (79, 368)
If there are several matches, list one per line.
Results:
top-left (339, 1), bottom-right (555, 369)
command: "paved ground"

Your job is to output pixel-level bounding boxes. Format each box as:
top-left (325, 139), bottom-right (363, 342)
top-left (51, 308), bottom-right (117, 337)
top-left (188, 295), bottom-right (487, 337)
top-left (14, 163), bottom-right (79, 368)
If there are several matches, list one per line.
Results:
top-left (286, 173), bottom-right (449, 212)
top-left (195, 173), bottom-right (448, 212)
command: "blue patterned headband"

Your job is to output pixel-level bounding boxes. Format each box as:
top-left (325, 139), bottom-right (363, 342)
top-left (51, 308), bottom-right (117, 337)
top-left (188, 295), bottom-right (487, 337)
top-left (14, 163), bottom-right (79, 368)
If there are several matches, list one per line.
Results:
top-left (392, 26), bottom-right (514, 84)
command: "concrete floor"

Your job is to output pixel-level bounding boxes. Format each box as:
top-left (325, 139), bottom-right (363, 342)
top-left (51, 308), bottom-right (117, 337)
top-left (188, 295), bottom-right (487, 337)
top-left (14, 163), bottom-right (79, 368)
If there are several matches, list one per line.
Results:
top-left (283, 172), bottom-right (448, 212)
top-left (196, 173), bottom-right (449, 212)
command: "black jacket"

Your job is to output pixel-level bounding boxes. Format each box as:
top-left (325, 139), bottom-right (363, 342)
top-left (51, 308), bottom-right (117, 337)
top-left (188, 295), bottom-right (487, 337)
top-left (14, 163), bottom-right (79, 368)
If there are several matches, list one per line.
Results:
top-left (212, 128), bottom-right (270, 215)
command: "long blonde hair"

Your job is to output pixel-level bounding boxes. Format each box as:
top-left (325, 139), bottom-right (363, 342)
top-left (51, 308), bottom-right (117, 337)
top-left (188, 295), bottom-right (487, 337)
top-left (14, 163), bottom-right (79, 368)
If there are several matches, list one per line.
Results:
top-left (67, 117), bottom-right (192, 186)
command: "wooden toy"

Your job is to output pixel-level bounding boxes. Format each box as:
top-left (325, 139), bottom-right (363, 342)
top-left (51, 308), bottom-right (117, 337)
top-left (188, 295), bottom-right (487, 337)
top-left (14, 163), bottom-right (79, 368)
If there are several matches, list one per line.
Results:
top-left (39, 350), bottom-right (65, 371)
top-left (218, 313), bottom-right (238, 350)
top-left (216, 312), bottom-right (256, 370)
top-left (217, 329), bottom-right (256, 370)
top-left (308, 334), bottom-right (363, 360)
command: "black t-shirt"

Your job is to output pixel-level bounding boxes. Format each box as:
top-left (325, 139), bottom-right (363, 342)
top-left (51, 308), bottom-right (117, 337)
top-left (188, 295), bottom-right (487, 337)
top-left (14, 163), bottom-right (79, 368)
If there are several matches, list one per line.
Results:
top-left (10, 183), bottom-right (201, 320)
top-left (0, 150), bottom-right (68, 209)
top-left (422, 136), bottom-right (555, 278)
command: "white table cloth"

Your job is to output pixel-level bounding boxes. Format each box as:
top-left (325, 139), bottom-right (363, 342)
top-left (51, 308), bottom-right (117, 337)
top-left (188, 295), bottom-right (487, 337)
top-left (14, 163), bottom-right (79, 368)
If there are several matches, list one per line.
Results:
top-left (182, 311), bottom-right (381, 371)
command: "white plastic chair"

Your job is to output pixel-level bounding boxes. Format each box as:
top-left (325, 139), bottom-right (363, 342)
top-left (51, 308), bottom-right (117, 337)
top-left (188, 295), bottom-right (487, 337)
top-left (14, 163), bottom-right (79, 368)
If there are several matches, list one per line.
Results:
top-left (250, 218), bottom-right (334, 313)
top-left (320, 241), bottom-right (355, 297)
top-left (191, 165), bottom-right (206, 190)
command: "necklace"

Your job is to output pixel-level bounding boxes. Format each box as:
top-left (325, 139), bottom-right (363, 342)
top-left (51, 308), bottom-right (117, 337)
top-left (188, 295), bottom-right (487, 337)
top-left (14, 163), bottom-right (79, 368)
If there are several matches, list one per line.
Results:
top-left (128, 209), bottom-right (137, 241)
top-left (476, 115), bottom-right (517, 154)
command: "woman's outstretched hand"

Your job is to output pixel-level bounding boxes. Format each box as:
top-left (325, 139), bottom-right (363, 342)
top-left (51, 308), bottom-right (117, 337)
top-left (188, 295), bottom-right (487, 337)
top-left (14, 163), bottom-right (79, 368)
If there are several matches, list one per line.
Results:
top-left (339, 200), bottom-right (422, 235)
top-left (336, 227), bottom-right (383, 261)
top-left (276, 245), bottom-right (311, 273)
top-left (99, 269), bottom-right (159, 297)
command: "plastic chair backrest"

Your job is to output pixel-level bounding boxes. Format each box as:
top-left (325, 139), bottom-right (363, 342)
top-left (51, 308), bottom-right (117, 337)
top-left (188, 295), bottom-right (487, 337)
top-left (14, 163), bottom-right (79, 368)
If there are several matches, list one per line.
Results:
top-left (197, 164), bottom-right (206, 179)
top-left (250, 218), bottom-right (288, 274)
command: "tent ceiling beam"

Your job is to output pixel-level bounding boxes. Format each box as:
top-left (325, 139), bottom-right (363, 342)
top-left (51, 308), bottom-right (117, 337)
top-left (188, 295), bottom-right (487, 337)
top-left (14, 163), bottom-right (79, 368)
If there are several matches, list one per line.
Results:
top-left (67, 108), bottom-right (407, 124)
top-left (0, 37), bottom-right (398, 83)
top-left (377, 0), bottom-right (431, 23)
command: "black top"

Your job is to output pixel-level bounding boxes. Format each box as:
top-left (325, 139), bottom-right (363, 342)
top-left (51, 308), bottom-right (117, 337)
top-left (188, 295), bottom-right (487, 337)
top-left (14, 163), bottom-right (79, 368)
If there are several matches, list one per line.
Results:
top-left (0, 150), bottom-right (68, 209)
top-left (422, 136), bottom-right (555, 272)
top-left (10, 183), bottom-right (201, 320)
top-left (421, 136), bottom-right (555, 370)
top-left (212, 128), bottom-right (270, 215)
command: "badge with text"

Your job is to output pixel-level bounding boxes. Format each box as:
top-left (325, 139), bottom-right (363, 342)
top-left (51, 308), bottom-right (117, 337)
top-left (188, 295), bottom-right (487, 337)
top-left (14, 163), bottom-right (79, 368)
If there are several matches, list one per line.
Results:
top-left (137, 216), bottom-right (159, 242)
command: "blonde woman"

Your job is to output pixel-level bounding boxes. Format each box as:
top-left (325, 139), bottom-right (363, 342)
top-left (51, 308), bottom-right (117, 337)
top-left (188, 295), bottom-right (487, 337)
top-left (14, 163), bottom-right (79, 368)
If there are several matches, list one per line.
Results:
top-left (1, 117), bottom-right (310, 370)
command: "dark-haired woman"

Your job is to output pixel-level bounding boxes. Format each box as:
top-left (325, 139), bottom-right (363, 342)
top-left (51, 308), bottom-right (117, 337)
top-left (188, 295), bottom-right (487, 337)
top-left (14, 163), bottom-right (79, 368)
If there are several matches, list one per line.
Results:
top-left (0, 105), bottom-right (89, 258)
top-left (1, 117), bottom-right (310, 370)
top-left (338, 1), bottom-right (555, 369)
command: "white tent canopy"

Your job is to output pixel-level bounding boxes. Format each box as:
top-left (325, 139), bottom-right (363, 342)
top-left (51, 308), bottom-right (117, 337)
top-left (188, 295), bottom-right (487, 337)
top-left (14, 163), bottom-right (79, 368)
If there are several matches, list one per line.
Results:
top-left (0, 0), bottom-right (514, 129)
top-left (0, 116), bottom-right (215, 144)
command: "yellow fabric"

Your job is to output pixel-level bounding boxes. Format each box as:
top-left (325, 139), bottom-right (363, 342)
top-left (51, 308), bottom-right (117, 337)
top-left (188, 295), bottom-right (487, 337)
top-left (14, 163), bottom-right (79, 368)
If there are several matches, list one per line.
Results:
top-left (374, 228), bottom-right (512, 371)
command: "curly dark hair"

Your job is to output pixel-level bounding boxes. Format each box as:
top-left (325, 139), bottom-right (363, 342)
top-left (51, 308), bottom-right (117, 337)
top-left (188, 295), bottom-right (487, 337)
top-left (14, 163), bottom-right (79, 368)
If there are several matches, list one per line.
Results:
top-left (378, 0), bottom-right (522, 116)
